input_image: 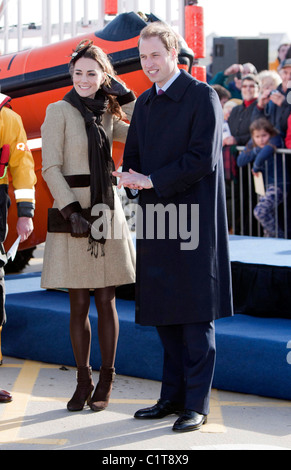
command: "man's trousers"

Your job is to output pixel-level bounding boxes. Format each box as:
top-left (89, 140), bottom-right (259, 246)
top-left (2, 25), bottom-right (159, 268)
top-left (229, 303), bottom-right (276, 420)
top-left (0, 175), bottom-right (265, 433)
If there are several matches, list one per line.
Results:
top-left (157, 321), bottom-right (216, 416)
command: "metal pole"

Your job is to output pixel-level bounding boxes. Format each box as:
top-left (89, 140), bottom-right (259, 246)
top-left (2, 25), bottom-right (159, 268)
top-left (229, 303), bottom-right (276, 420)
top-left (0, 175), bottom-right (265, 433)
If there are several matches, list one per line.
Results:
top-left (282, 152), bottom-right (288, 238)
top-left (179, 0), bottom-right (185, 37)
top-left (98, 0), bottom-right (105, 29)
top-left (231, 180), bottom-right (235, 234)
top-left (133, 0), bottom-right (139, 13)
top-left (83, 0), bottom-right (89, 27)
top-left (165, 0), bottom-right (172, 25)
top-left (118, 0), bottom-right (125, 14)
top-left (46, 0), bottom-right (52, 44)
top-left (3, 0), bottom-right (8, 54)
top-left (239, 166), bottom-right (244, 236)
top-left (17, 0), bottom-right (22, 51)
top-left (274, 153), bottom-right (278, 238)
top-left (71, 0), bottom-right (77, 38)
top-left (42, 0), bottom-right (47, 45)
top-left (248, 164), bottom-right (253, 236)
top-left (59, 0), bottom-right (64, 41)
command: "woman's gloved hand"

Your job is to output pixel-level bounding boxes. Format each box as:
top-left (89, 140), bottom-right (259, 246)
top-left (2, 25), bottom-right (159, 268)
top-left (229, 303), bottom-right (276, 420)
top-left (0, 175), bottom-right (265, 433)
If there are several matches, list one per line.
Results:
top-left (102, 75), bottom-right (136, 106)
top-left (69, 212), bottom-right (90, 238)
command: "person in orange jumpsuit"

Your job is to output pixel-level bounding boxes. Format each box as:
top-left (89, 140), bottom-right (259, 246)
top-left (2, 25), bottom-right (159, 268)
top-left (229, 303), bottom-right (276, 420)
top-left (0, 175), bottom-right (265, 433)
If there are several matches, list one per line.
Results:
top-left (0, 93), bottom-right (36, 403)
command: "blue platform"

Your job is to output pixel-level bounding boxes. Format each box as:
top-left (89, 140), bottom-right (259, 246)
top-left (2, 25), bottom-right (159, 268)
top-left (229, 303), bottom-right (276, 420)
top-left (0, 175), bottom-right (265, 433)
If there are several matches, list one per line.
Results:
top-left (3, 273), bottom-right (163, 381)
top-left (229, 234), bottom-right (291, 267)
top-left (2, 273), bottom-right (162, 380)
top-left (2, 235), bottom-right (291, 401)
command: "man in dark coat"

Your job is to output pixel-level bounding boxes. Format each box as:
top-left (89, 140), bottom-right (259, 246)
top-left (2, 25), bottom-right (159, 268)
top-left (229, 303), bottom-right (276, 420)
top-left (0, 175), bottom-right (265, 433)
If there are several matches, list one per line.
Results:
top-left (113, 22), bottom-right (233, 433)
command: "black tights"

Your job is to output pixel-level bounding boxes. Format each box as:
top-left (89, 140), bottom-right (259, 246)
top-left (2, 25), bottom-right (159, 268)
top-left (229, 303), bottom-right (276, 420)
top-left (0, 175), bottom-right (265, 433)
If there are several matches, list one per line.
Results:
top-left (68, 287), bottom-right (119, 369)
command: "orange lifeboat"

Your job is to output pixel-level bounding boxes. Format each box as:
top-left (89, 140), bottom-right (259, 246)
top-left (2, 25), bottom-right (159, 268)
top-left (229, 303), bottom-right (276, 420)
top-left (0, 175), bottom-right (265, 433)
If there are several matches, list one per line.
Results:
top-left (1, 12), bottom-right (194, 253)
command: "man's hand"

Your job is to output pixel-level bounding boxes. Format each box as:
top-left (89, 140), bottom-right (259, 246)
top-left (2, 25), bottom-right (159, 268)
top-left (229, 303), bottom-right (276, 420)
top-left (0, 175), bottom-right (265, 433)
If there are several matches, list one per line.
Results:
top-left (270, 90), bottom-right (285, 107)
top-left (257, 90), bottom-right (285, 110)
top-left (113, 169), bottom-right (153, 190)
top-left (16, 217), bottom-right (34, 243)
top-left (252, 169), bottom-right (260, 177)
top-left (257, 89), bottom-right (271, 109)
top-left (224, 64), bottom-right (243, 76)
top-left (223, 136), bottom-right (237, 146)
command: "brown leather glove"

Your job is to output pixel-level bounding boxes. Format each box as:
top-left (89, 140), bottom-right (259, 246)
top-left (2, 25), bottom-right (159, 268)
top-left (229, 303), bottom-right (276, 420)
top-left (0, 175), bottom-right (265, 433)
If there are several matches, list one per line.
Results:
top-left (69, 212), bottom-right (90, 238)
top-left (102, 74), bottom-right (136, 106)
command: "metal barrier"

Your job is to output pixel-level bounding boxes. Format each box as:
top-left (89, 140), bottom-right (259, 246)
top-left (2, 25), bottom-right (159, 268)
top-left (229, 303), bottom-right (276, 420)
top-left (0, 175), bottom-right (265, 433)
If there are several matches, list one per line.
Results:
top-left (227, 147), bottom-right (291, 239)
top-left (120, 147), bottom-right (291, 241)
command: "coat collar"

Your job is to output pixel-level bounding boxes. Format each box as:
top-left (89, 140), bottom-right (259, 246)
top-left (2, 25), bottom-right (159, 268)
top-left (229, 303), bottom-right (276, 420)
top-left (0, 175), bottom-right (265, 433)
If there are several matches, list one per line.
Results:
top-left (142, 69), bottom-right (195, 104)
top-left (0, 93), bottom-right (11, 110)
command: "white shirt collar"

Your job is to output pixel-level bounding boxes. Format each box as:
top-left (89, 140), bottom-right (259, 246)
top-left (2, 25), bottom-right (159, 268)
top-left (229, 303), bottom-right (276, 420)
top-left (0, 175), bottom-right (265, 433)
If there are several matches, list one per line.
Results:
top-left (156, 70), bottom-right (181, 94)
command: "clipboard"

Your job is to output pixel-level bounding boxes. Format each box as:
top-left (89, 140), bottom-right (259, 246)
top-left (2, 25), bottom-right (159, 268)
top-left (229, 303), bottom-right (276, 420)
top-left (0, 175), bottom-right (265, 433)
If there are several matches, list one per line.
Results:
top-left (253, 172), bottom-right (265, 197)
top-left (7, 236), bottom-right (21, 262)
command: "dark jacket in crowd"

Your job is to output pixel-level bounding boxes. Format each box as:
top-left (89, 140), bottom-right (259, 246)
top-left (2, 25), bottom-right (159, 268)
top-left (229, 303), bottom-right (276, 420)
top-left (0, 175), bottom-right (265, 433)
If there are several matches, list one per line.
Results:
top-left (252, 85), bottom-right (291, 138)
top-left (228, 100), bottom-right (258, 146)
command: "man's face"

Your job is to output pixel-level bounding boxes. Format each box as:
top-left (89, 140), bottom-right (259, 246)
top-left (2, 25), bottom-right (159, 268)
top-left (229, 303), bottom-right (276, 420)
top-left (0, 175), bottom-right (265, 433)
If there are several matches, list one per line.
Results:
top-left (280, 66), bottom-right (291, 90)
top-left (139, 36), bottom-right (178, 88)
top-left (278, 45), bottom-right (290, 62)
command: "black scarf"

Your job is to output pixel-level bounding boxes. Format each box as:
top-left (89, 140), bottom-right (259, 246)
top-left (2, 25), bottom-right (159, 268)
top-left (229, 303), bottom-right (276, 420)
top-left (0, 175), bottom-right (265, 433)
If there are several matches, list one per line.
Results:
top-left (63, 87), bottom-right (115, 210)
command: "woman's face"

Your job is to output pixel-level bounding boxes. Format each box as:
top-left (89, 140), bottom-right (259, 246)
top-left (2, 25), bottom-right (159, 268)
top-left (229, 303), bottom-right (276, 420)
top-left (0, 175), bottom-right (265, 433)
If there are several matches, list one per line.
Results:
top-left (73, 57), bottom-right (106, 99)
top-left (241, 79), bottom-right (259, 101)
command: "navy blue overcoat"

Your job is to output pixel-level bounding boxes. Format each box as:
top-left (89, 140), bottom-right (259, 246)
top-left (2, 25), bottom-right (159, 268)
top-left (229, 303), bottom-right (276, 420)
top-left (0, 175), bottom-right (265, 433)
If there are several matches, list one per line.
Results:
top-left (123, 70), bottom-right (233, 326)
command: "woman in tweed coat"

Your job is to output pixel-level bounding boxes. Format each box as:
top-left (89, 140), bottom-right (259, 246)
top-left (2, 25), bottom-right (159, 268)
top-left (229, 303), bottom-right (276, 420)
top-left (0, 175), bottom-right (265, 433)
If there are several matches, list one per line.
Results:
top-left (41, 40), bottom-right (135, 412)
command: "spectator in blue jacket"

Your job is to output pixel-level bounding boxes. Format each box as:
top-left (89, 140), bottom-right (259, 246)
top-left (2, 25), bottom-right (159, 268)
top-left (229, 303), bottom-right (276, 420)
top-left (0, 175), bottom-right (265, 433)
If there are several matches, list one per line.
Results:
top-left (237, 118), bottom-right (288, 237)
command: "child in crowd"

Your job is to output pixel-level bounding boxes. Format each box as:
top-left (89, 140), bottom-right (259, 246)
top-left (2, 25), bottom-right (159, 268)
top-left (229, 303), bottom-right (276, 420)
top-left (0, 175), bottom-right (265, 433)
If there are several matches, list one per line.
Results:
top-left (237, 118), bottom-right (287, 237)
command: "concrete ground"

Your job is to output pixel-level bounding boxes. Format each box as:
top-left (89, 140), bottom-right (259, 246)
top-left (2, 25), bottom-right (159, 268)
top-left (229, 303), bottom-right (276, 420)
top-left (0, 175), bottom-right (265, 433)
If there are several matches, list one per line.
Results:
top-left (0, 356), bottom-right (291, 451)
top-left (0, 245), bottom-right (290, 451)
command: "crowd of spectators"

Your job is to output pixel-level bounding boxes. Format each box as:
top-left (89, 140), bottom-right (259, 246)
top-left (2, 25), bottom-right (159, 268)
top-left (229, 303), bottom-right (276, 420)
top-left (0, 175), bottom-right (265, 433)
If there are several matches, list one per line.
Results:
top-left (209, 43), bottom-right (291, 238)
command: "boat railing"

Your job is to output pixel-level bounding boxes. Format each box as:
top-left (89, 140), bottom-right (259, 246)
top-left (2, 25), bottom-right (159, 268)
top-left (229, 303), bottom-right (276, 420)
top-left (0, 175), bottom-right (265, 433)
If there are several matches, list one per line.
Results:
top-left (0, 0), bottom-right (182, 54)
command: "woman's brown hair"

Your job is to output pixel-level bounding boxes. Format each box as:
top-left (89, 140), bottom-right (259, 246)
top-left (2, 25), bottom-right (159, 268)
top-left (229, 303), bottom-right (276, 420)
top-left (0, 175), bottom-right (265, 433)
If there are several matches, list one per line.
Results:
top-left (69, 40), bottom-right (125, 120)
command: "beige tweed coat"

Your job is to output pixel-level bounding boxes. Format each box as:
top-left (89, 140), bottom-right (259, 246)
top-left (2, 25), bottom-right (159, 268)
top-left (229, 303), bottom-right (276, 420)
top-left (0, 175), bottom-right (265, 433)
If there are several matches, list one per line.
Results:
top-left (40, 98), bottom-right (136, 289)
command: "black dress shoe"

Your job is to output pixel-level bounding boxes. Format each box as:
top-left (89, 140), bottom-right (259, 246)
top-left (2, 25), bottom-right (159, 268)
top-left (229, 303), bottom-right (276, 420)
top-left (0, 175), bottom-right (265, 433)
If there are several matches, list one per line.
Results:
top-left (134, 399), bottom-right (183, 419)
top-left (172, 410), bottom-right (207, 432)
top-left (0, 389), bottom-right (12, 403)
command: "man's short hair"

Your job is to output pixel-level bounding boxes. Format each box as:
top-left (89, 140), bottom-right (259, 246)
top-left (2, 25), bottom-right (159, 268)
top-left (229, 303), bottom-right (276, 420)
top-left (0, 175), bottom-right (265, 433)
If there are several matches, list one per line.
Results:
top-left (138, 21), bottom-right (181, 55)
top-left (242, 74), bottom-right (259, 85)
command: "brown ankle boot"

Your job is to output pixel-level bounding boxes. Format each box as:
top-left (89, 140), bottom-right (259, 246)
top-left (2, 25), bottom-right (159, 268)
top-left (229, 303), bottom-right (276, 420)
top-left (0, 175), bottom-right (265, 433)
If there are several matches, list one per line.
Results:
top-left (89, 366), bottom-right (115, 412)
top-left (67, 366), bottom-right (94, 412)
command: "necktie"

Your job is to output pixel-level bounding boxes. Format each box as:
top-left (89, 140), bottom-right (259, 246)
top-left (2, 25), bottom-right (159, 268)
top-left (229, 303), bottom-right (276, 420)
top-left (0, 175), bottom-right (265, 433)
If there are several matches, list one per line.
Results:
top-left (157, 89), bottom-right (165, 95)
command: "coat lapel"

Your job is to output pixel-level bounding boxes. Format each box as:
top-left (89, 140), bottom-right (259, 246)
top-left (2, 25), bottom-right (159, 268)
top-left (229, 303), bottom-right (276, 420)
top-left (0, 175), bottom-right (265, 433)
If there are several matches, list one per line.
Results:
top-left (165, 70), bottom-right (195, 102)
top-left (142, 70), bottom-right (195, 105)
